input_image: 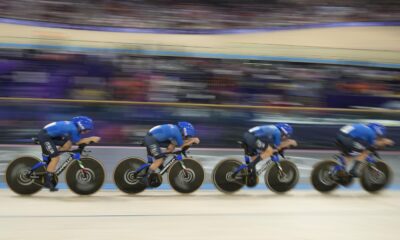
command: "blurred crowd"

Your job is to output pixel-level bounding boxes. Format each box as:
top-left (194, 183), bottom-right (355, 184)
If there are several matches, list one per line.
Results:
top-left (1, 49), bottom-right (399, 148)
top-left (0, 49), bottom-right (399, 109)
top-left (0, 0), bottom-right (400, 29)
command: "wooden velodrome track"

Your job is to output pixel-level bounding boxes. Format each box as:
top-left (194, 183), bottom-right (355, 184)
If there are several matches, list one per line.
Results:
top-left (0, 190), bottom-right (399, 240)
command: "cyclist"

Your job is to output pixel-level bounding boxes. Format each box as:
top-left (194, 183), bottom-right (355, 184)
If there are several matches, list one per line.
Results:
top-left (242, 123), bottom-right (297, 177)
top-left (37, 116), bottom-right (101, 191)
top-left (334, 122), bottom-right (394, 182)
top-left (143, 122), bottom-right (200, 186)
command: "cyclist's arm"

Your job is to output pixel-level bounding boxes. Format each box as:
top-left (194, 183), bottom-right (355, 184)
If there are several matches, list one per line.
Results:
top-left (181, 137), bottom-right (200, 148)
top-left (76, 136), bottom-right (101, 145)
top-left (374, 138), bottom-right (394, 149)
top-left (277, 139), bottom-right (297, 151)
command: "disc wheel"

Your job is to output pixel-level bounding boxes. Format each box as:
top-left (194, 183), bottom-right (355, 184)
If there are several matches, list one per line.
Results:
top-left (311, 160), bottom-right (339, 193)
top-left (212, 159), bottom-right (245, 193)
top-left (6, 156), bottom-right (45, 195)
top-left (113, 157), bottom-right (147, 194)
top-left (168, 158), bottom-right (204, 194)
top-left (264, 160), bottom-right (299, 193)
top-left (360, 161), bottom-right (392, 193)
top-left (65, 157), bottom-right (105, 195)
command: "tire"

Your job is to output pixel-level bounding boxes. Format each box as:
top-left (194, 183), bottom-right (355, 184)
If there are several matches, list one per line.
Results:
top-left (168, 158), bottom-right (204, 194)
top-left (65, 157), bottom-right (105, 195)
top-left (113, 157), bottom-right (147, 194)
top-left (5, 156), bottom-right (44, 195)
top-left (311, 160), bottom-right (339, 193)
top-left (360, 161), bottom-right (392, 193)
top-left (265, 160), bottom-right (299, 193)
top-left (212, 159), bottom-right (245, 193)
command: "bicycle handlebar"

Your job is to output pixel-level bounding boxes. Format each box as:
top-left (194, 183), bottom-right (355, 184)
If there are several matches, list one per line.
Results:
top-left (168, 145), bottom-right (191, 157)
top-left (59, 141), bottom-right (94, 154)
top-left (275, 147), bottom-right (289, 159)
top-left (370, 149), bottom-right (381, 160)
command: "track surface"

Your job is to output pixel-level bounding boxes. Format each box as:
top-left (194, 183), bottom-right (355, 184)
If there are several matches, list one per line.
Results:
top-left (1, 190), bottom-right (400, 240)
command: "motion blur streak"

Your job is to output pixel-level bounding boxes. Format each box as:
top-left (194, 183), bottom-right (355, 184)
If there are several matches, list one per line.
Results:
top-left (2, 97), bottom-right (400, 113)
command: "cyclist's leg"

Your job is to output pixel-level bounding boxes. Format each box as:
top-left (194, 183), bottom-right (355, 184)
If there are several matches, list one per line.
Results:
top-left (143, 135), bottom-right (164, 186)
top-left (243, 132), bottom-right (272, 173)
top-left (335, 134), bottom-right (368, 179)
top-left (336, 134), bottom-right (356, 166)
top-left (46, 138), bottom-right (68, 173)
top-left (242, 132), bottom-right (259, 161)
top-left (37, 131), bottom-right (59, 191)
top-left (38, 130), bottom-right (60, 172)
top-left (144, 135), bottom-right (165, 171)
top-left (350, 142), bottom-right (370, 177)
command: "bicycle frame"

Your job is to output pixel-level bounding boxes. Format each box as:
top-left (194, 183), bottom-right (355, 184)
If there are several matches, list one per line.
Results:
top-left (233, 153), bottom-right (282, 177)
top-left (135, 150), bottom-right (188, 176)
top-left (329, 151), bottom-right (381, 177)
top-left (334, 152), bottom-right (378, 167)
top-left (29, 145), bottom-right (89, 177)
top-left (366, 154), bottom-right (378, 164)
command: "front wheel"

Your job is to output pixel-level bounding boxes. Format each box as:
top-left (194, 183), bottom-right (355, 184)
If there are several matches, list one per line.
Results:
top-left (113, 157), bottom-right (147, 194)
top-left (311, 160), bottom-right (339, 193)
top-left (360, 161), bottom-right (392, 193)
top-left (168, 158), bottom-right (204, 194)
top-left (6, 156), bottom-right (45, 195)
top-left (65, 157), bottom-right (105, 195)
top-left (212, 159), bottom-right (245, 193)
top-left (264, 160), bottom-right (299, 193)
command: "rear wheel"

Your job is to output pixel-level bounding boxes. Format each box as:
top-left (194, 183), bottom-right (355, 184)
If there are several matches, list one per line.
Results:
top-left (65, 157), bottom-right (105, 195)
top-left (113, 157), bottom-right (147, 194)
top-left (360, 161), bottom-right (392, 193)
top-left (311, 160), bottom-right (339, 193)
top-left (168, 158), bottom-right (204, 194)
top-left (212, 159), bottom-right (245, 193)
top-left (6, 156), bottom-right (45, 195)
top-left (265, 160), bottom-right (299, 193)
